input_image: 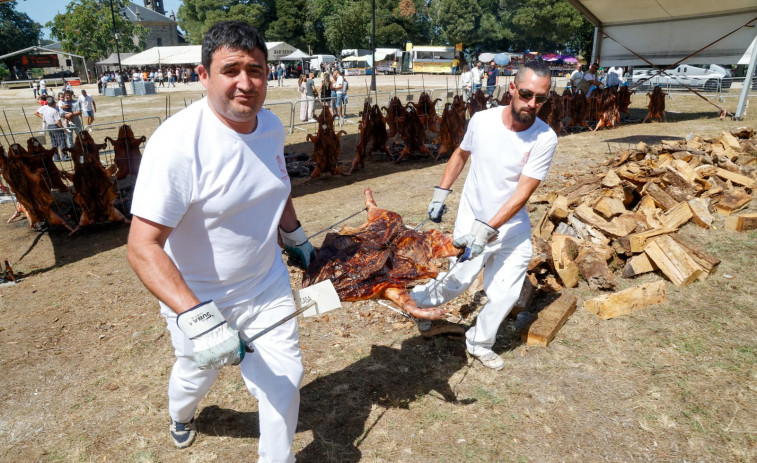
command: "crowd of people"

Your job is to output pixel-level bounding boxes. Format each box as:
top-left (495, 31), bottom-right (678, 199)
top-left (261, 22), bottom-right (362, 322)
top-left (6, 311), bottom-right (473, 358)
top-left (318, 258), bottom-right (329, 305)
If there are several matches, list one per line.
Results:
top-left (33, 87), bottom-right (96, 161)
top-left (295, 67), bottom-right (350, 122)
top-left (569, 62), bottom-right (627, 96)
top-left (97, 66), bottom-right (199, 94)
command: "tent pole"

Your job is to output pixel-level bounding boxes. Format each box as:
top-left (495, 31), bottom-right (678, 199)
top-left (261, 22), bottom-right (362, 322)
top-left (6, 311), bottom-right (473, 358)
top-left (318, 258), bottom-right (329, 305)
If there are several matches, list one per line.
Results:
top-left (735, 38), bottom-right (757, 120)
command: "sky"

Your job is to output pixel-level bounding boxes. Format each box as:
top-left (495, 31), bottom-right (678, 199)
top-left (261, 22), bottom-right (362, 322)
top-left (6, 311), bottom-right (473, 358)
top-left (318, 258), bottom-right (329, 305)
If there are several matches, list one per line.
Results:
top-left (14, 0), bottom-right (184, 39)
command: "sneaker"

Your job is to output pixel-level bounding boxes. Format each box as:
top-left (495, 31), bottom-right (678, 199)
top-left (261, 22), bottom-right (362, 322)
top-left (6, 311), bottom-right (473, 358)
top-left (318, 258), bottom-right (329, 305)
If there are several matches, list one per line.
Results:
top-left (469, 350), bottom-right (504, 371)
top-left (170, 417), bottom-right (196, 449)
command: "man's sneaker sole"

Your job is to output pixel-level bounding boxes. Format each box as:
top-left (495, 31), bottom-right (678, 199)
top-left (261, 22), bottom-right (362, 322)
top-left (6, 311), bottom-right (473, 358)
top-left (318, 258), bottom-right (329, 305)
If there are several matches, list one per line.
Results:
top-left (170, 418), bottom-right (196, 449)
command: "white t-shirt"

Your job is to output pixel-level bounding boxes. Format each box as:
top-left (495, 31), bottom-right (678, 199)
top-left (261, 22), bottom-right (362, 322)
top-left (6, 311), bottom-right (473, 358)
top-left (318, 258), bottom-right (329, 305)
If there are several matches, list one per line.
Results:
top-left (334, 75), bottom-right (344, 92)
top-left (569, 69), bottom-right (584, 88)
top-left (605, 66), bottom-right (624, 86)
top-left (36, 105), bottom-right (61, 127)
top-left (471, 66), bottom-right (483, 85)
top-left (457, 106), bottom-right (557, 241)
top-left (78, 95), bottom-right (94, 112)
top-left (131, 99), bottom-right (291, 305)
top-left (461, 71), bottom-right (472, 89)
top-left (39, 80), bottom-right (46, 91)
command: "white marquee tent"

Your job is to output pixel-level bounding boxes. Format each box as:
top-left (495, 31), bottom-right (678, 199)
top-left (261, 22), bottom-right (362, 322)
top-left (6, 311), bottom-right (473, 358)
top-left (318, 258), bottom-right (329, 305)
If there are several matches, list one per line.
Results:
top-left (120, 42), bottom-right (301, 67)
top-left (564, 0), bottom-right (757, 118)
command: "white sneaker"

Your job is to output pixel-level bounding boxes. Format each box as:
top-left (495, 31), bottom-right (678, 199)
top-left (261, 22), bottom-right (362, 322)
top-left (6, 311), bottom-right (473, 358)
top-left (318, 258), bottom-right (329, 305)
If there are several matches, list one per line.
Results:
top-left (469, 350), bottom-right (504, 370)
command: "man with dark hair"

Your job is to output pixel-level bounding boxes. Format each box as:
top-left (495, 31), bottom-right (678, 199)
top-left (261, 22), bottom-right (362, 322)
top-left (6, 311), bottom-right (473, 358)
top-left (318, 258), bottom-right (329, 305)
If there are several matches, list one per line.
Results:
top-left (485, 60), bottom-right (499, 96)
top-left (416, 60), bottom-right (558, 370)
top-left (127, 20), bottom-right (314, 458)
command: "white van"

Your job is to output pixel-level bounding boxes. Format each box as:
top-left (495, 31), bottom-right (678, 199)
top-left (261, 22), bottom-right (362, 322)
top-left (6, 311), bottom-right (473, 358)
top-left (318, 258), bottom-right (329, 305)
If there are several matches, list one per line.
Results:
top-left (310, 54), bottom-right (337, 72)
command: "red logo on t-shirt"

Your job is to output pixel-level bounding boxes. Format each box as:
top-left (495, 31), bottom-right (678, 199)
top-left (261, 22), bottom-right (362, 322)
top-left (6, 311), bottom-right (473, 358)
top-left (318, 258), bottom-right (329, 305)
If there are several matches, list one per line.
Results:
top-left (276, 155), bottom-right (289, 179)
top-left (519, 151), bottom-right (530, 167)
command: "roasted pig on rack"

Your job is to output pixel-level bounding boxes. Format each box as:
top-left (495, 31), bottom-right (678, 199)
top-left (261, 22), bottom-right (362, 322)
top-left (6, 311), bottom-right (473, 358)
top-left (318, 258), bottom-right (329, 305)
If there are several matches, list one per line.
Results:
top-left (303, 188), bottom-right (461, 320)
top-left (105, 124), bottom-right (146, 179)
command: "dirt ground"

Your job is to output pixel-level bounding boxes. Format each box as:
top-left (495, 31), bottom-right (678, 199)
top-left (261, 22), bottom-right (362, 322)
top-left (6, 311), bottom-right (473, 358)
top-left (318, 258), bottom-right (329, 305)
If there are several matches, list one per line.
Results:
top-left (1, 77), bottom-right (756, 463)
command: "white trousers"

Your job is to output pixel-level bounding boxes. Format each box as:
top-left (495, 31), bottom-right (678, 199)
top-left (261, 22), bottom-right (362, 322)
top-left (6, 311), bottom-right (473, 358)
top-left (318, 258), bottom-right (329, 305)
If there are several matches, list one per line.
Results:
top-left (409, 230), bottom-right (533, 356)
top-left (306, 96), bottom-right (315, 120)
top-left (162, 276), bottom-right (304, 463)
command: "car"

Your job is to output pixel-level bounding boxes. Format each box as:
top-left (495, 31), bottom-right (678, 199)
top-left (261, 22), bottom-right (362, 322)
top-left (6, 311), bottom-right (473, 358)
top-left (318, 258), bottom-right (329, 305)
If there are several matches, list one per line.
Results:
top-left (629, 64), bottom-right (731, 91)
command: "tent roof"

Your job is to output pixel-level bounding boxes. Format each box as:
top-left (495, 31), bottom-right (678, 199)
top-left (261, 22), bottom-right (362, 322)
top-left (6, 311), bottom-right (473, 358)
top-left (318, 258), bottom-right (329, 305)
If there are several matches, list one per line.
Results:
top-left (565, 0), bottom-right (757, 66)
top-left (121, 46), bottom-right (199, 66)
top-left (278, 49), bottom-right (311, 60)
top-left (96, 53), bottom-right (136, 66)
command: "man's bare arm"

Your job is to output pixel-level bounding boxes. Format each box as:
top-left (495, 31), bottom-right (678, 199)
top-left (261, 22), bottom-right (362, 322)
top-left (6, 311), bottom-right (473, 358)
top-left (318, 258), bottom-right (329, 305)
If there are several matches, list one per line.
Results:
top-left (438, 146), bottom-right (471, 190)
top-left (127, 216), bottom-right (200, 314)
top-left (486, 175), bottom-right (542, 230)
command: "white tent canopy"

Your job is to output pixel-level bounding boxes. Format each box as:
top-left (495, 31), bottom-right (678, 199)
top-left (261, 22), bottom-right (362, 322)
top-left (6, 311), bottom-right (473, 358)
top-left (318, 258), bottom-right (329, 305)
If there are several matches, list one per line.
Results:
top-left (565, 1), bottom-right (757, 119)
top-left (267, 42), bottom-right (297, 60)
top-left (121, 46), bottom-right (200, 66)
top-left (278, 49), bottom-right (311, 61)
top-left (565, 1), bottom-right (757, 66)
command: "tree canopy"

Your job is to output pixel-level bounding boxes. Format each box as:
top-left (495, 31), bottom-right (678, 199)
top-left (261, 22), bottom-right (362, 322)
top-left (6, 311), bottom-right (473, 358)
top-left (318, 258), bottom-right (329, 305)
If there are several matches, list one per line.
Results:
top-left (177, 0), bottom-right (592, 56)
top-left (0, 1), bottom-right (43, 56)
top-left (49, 0), bottom-right (147, 62)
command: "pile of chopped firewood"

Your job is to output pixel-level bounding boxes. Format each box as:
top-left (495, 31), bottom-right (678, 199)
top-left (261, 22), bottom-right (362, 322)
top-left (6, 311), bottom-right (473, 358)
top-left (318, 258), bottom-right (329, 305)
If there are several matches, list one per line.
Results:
top-left (518, 127), bottom-right (756, 345)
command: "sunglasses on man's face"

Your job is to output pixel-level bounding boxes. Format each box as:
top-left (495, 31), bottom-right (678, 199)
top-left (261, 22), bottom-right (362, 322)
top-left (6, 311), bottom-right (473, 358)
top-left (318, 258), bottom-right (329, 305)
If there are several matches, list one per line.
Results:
top-left (515, 86), bottom-right (549, 104)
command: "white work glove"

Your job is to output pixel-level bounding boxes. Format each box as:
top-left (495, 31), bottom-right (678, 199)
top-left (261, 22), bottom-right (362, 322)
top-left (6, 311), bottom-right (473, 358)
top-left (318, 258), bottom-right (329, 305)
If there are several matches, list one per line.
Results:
top-left (176, 300), bottom-right (245, 370)
top-left (280, 222), bottom-right (316, 270)
top-left (453, 219), bottom-right (499, 262)
top-left (427, 187), bottom-right (451, 223)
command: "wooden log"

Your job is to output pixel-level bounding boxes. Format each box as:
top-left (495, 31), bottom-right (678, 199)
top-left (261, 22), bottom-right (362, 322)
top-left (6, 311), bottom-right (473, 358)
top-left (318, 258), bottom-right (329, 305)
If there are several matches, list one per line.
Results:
top-left (602, 169), bottom-right (622, 188)
top-left (725, 213), bottom-right (757, 232)
top-left (610, 213), bottom-right (642, 236)
top-left (548, 195), bottom-right (570, 221)
top-left (584, 280), bottom-right (666, 319)
top-left (688, 197), bottom-right (714, 228)
top-left (566, 182), bottom-right (600, 206)
top-left (660, 202), bottom-right (693, 229)
top-left (694, 164), bottom-right (718, 179)
top-left (512, 276), bottom-right (536, 316)
top-left (551, 234), bottom-right (580, 288)
top-left (529, 237), bottom-right (553, 273)
top-left (576, 248), bottom-right (616, 290)
top-left (629, 228), bottom-right (677, 253)
top-left (715, 190), bottom-right (752, 215)
top-left (716, 168), bottom-right (755, 188)
top-left (530, 192), bottom-right (557, 204)
top-left (593, 196), bottom-right (627, 220)
top-left (644, 235), bottom-right (702, 286)
top-left (567, 214), bottom-right (610, 245)
top-left (667, 159), bottom-right (699, 185)
top-left (522, 293), bottom-right (578, 347)
top-left (719, 131), bottom-right (742, 152)
top-left (534, 209), bottom-right (555, 239)
top-left (622, 253), bottom-right (657, 278)
top-left (669, 235), bottom-right (720, 279)
top-left (573, 204), bottom-right (625, 237)
top-left (642, 182), bottom-right (679, 211)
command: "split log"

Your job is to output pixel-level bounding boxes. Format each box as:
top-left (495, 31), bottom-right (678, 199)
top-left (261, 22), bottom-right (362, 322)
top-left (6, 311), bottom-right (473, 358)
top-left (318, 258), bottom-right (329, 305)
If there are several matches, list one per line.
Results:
top-left (576, 247), bottom-right (616, 290)
top-left (548, 195), bottom-right (570, 221)
top-left (715, 168), bottom-right (755, 188)
top-left (551, 234), bottom-right (580, 288)
top-left (593, 196), bottom-right (626, 220)
top-left (644, 235), bottom-right (702, 286)
top-left (725, 213), bottom-right (757, 231)
top-left (567, 214), bottom-right (611, 245)
top-left (659, 202), bottom-right (693, 229)
top-left (512, 277), bottom-right (536, 316)
top-left (642, 182), bottom-right (679, 211)
top-left (629, 228), bottom-right (677, 253)
top-left (715, 190), bottom-right (752, 215)
top-left (584, 280), bottom-right (666, 319)
top-left (534, 209), bottom-right (556, 239)
top-left (602, 169), bottom-right (622, 188)
top-left (688, 198), bottom-right (714, 228)
top-left (574, 204), bottom-right (629, 237)
top-left (522, 293), bottom-right (578, 347)
top-left (622, 253), bottom-right (657, 278)
top-left (719, 131), bottom-right (742, 152)
top-left (670, 235), bottom-right (720, 279)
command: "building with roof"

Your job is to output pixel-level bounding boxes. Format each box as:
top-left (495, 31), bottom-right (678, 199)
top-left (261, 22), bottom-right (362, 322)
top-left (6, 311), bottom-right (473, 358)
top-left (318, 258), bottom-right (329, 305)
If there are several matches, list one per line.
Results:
top-left (124, 1), bottom-right (181, 49)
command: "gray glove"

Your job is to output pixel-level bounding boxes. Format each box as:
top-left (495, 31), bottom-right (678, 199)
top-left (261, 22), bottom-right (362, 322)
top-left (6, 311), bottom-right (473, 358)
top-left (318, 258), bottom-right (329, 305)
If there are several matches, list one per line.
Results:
top-left (280, 222), bottom-right (316, 270)
top-left (427, 187), bottom-right (451, 223)
top-left (452, 220), bottom-right (499, 262)
top-left (177, 300), bottom-right (245, 370)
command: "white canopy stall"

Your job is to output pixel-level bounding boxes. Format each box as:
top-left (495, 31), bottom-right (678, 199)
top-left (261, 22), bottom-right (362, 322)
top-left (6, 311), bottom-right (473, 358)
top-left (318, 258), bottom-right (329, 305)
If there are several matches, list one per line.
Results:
top-left (565, 0), bottom-right (757, 119)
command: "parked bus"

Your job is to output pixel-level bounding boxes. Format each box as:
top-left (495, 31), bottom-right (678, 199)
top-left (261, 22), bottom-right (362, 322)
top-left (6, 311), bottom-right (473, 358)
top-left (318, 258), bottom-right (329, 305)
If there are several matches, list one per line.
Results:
top-left (410, 46), bottom-right (455, 74)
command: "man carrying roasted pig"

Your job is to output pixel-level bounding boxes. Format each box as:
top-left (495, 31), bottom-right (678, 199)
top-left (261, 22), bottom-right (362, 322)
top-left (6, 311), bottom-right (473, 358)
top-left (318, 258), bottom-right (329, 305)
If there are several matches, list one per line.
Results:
top-left (414, 60), bottom-right (558, 371)
top-left (127, 21), bottom-right (315, 459)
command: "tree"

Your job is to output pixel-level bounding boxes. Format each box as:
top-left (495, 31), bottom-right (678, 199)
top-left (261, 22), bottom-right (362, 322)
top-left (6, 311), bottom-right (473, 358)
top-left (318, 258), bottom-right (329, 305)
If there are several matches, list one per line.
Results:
top-left (322, 0), bottom-right (371, 54)
top-left (500, 0), bottom-right (589, 52)
top-left (177, 0), bottom-right (273, 44)
top-left (266, 0), bottom-right (311, 51)
top-left (49, 0), bottom-right (146, 62)
top-left (0, 2), bottom-right (43, 56)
